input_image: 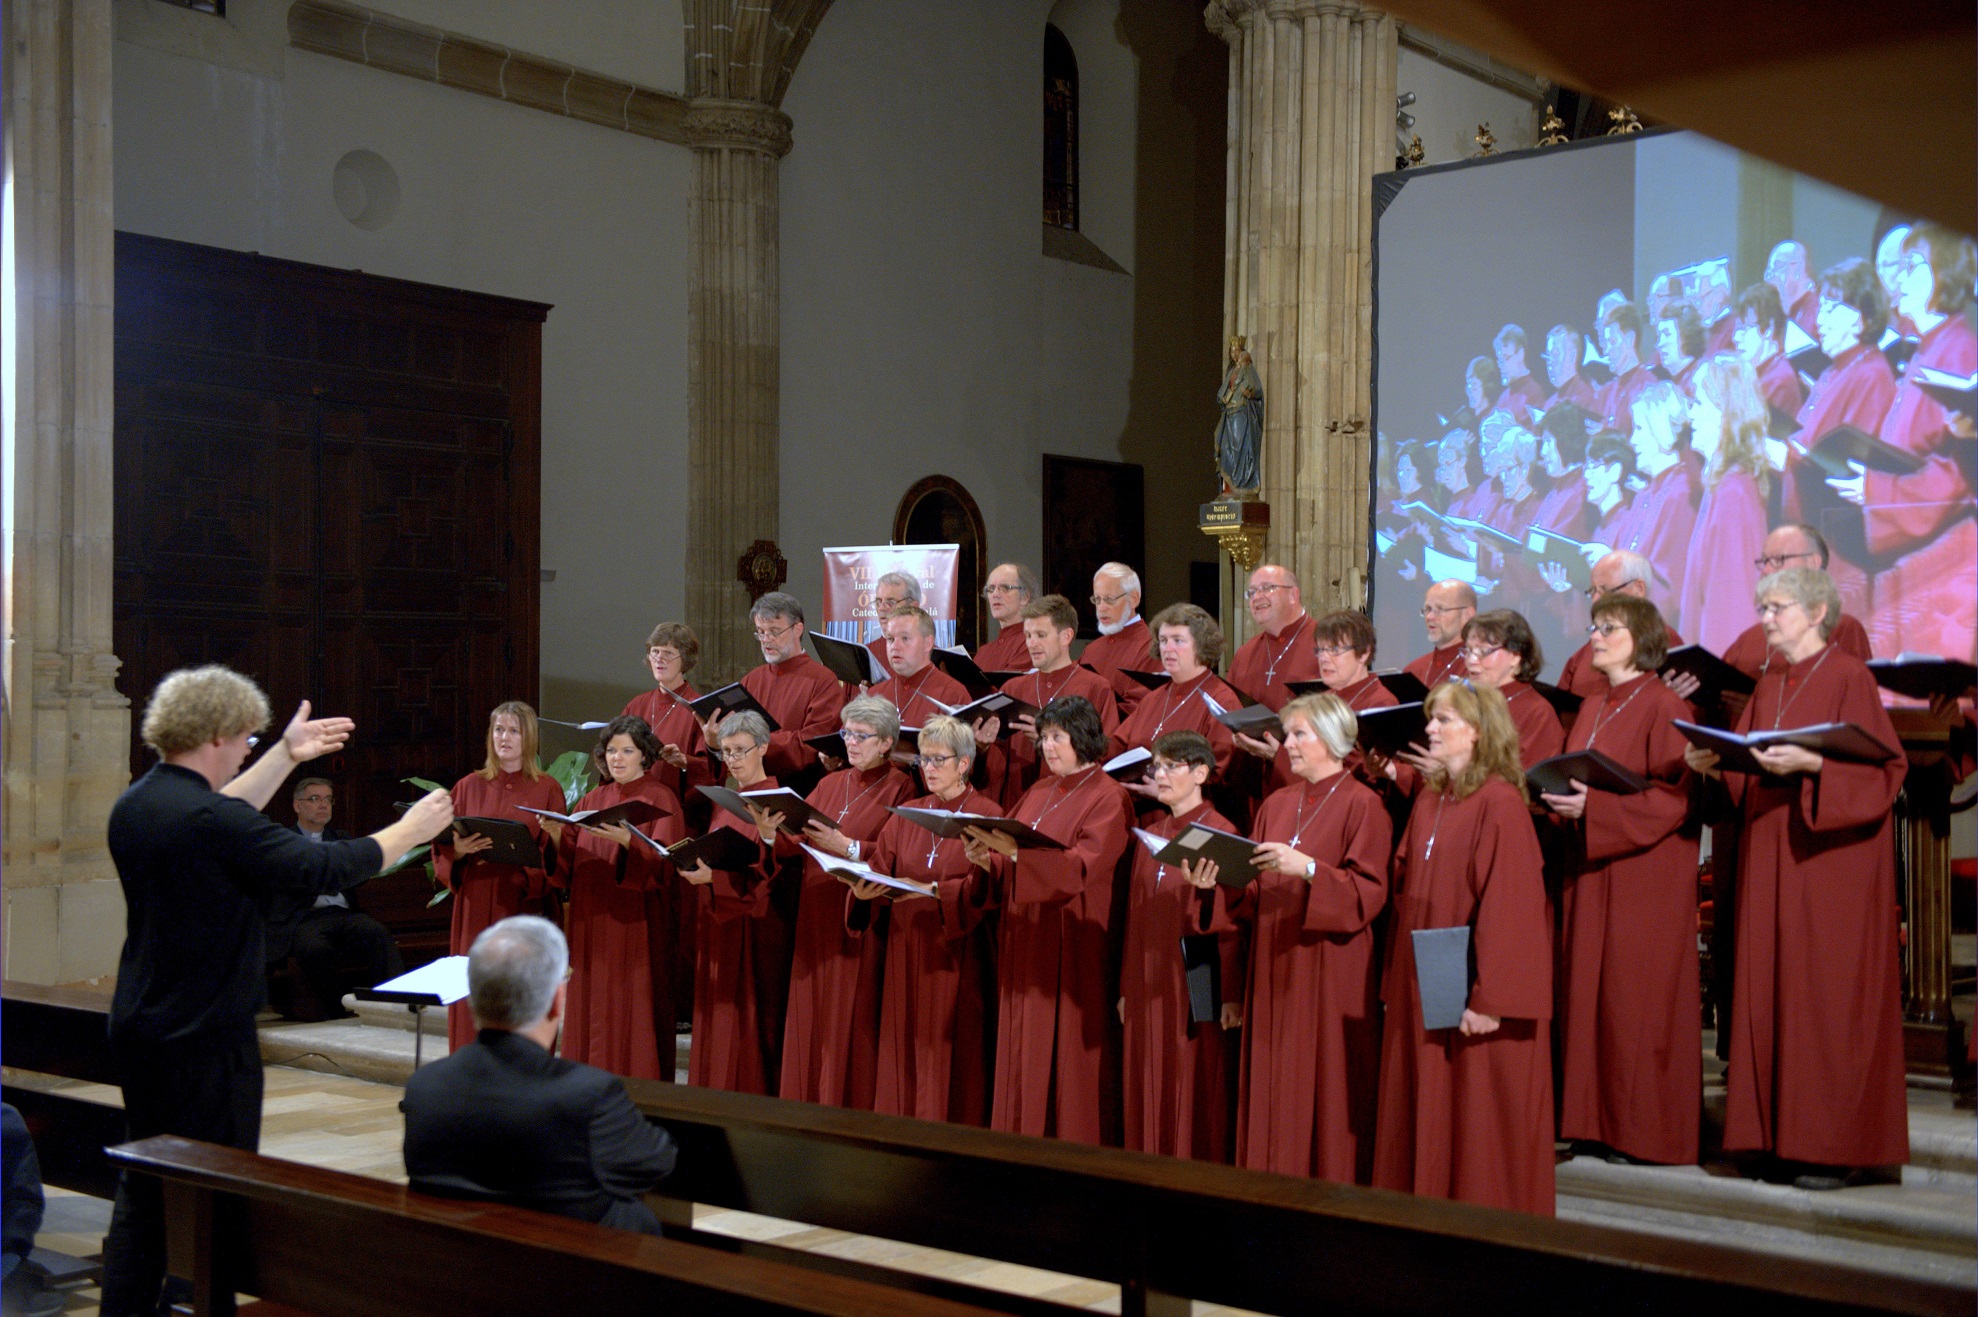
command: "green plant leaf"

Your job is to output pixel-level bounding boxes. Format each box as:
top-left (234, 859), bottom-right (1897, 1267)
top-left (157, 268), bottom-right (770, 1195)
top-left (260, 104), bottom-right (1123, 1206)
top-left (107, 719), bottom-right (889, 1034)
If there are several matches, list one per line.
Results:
top-left (377, 842), bottom-right (430, 877)
top-left (426, 885), bottom-right (452, 907)
top-left (402, 775), bottom-right (445, 794)
top-left (545, 750), bottom-right (595, 811)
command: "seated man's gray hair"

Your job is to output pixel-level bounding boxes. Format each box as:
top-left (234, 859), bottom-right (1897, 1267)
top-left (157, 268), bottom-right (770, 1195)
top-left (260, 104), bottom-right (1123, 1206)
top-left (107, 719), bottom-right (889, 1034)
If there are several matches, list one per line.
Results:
top-left (468, 915), bottom-right (568, 1029)
top-left (750, 591), bottom-right (805, 625)
top-left (875, 571), bottom-right (922, 604)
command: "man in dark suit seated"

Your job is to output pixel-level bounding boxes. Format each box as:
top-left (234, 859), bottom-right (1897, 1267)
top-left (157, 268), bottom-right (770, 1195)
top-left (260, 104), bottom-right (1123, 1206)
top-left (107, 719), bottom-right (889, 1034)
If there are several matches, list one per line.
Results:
top-left (267, 778), bottom-right (403, 1018)
top-left (402, 916), bottom-right (678, 1235)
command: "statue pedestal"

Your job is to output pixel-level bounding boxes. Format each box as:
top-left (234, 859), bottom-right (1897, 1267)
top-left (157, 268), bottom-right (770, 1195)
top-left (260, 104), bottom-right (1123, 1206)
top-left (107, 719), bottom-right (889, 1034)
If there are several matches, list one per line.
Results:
top-left (1199, 499), bottom-right (1270, 572)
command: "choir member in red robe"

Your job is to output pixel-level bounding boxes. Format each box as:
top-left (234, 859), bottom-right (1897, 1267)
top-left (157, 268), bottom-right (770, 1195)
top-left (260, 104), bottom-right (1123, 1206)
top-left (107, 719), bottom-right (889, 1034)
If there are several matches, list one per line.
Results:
top-left (1620, 382), bottom-right (1701, 622)
top-left (1200, 695), bottom-right (1390, 1183)
top-left (975, 561), bottom-right (1042, 674)
top-left (1494, 324), bottom-right (1549, 418)
top-left (1226, 565), bottom-right (1324, 795)
top-left (1107, 604), bottom-right (1243, 798)
top-left (722, 592), bottom-right (846, 796)
top-left (976, 594), bottom-right (1119, 806)
top-left (1078, 563), bottom-right (1155, 718)
top-left (1730, 282), bottom-right (1806, 418)
top-left (678, 712), bottom-right (794, 1095)
top-left (1719, 528), bottom-right (1874, 684)
top-left (1532, 405), bottom-right (1592, 540)
top-left (872, 605), bottom-right (972, 729)
top-left (1311, 611), bottom-right (1400, 782)
top-left (1854, 225), bottom-right (1978, 660)
top-left (438, 701), bottom-right (565, 1049)
top-left (1461, 611), bottom-right (1564, 768)
top-left (1403, 580), bottom-right (1476, 691)
top-left (622, 621), bottom-right (712, 800)
top-left (1785, 259), bottom-right (1899, 621)
top-left (1118, 731), bottom-right (1240, 1161)
top-left (1679, 355), bottom-right (1773, 654)
top-left (962, 696), bottom-right (1134, 1145)
top-left (1656, 304), bottom-right (1705, 397)
top-left (553, 717), bottom-right (685, 1081)
top-left (1575, 436), bottom-right (1640, 572)
top-left (1444, 433), bottom-right (1501, 527)
top-left (1542, 325), bottom-right (1602, 416)
top-left (851, 717), bottom-right (1001, 1124)
top-left (1765, 241), bottom-right (1820, 343)
top-left (1465, 355), bottom-right (1528, 427)
top-left (1595, 303), bottom-right (1658, 436)
top-left (1555, 551), bottom-right (1660, 701)
top-left (1373, 681), bottom-right (1554, 1215)
top-left (1538, 597), bottom-right (1700, 1164)
top-left (772, 695), bottom-right (916, 1107)
top-left (1684, 568), bottom-right (1908, 1185)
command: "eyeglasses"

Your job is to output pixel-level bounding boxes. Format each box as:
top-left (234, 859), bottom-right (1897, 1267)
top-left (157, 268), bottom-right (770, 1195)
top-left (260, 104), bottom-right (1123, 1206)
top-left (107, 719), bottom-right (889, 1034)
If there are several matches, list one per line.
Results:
top-left (1752, 551), bottom-right (1816, 571)
top-left (916, 753), bottom-right (961, 770)
top-left (1585, 621), bottom-right (1627, 637)
top-left (752, 621), bottom-right (797, 642)
top-left (1243, 583), bottom-right (1290, 601)
top-left (717, 745), bottom-right (762, 761)
top-left (1419, 603), bottom-right (1465, 617)
top-left (1091, 592), bottom-right (1131, 607)
top-left (1148, 760), bottom-right (1193, 778)
top-left (296, 794), bottom-right (332, 804)
top-left (1314, 643), bottom-right (1358, 657)
top-left (982, 583), bottom-right (1023, 596)
top-left (1755, 600), bottom-right (1800, 618)
top-left (1461, 644), bottom-right (1504, 663)
top-left (840, 729), bottom-right (883, 745)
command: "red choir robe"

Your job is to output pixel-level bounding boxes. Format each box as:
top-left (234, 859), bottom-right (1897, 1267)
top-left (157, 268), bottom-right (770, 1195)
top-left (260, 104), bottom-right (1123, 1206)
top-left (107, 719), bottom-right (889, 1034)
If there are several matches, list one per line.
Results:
top-left (1756, 352), bottom-right (1806, 418)
top-left (1504, 374), bottom-right (1548, 416)
top-left (1787, 289), bottom-right (1820, 342)
top-left (739, 653), bottom-right (847, 789)
top-left (1107, 670), bottom-right (1243, 779)
top-left (1120, 801), bottom-right (1242, 1161)
top-left (1531, 472), bottom-right (1589, 541)
top-left (1787, 342), bottom-right (1899, 621)
top-left (974, 623), bottom-right (1034, 675)
top-left (438, 769), bottom-right (564, 1049)
top-left (556, 776), bottom-right (685, 1081)
top-left (1403, 644), bottom-right (1468, 693)
top-left (1501, 682), bottom-right (1566, 769)
top-left (979, 664), bottom-right (1120, 807)
top-left (872, 664), bottom-right (972, 731)
top-left (858, 788), bottom-right (1004, 1125)
top-left (775, 763), bottom-right (915, 1107)
top-left (1373, 777), bottom-right (1555, 1215)
top-left (1677, 470), bottom-right (1769, 654)
top-left (688, 778), bottom-right (796, 1095)
top-left (865, 634), bottom-right (889, 677)
top-left (1553, 675), bottom-right (1701, 1163)
top-left (1544, 374), bottom-right (1601, 416)
top-left (1446, 481), bottom-right (1499, 527)
top-left (1229, 613), bottom-right (1325, 794)
top-left (623, 681), bottom-right (711, 1013)
top-left (1865, 314), bottom-right (1978, 660)
top-left (1588, 491), bottom-right (1637, 554)
top-left (1079, 618), bottom-right (1155, 718)
top-left (1598, 363), bottom-right (1657, 436)
top-left (1333, 674), bottom-right (1401, 785)
top-left (1722, 613), bottom-right (1872, 678)
top-left (1613, 455), bottom-right (1701, 623)
top-left (1216, 774), bottom-right (1391, 1182)
top-left (622, 682), bottom-right (711, 798)
top-left (984, 764), bottom-right (1135, 1144)
top-left (1705, 313), bottom-right (1737, 356)
top-left (1722, 649), bottom-right (1908, 1166)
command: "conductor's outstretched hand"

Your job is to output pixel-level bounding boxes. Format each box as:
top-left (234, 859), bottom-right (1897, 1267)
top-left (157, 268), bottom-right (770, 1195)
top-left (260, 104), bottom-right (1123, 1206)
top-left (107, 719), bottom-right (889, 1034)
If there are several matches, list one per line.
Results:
top-left (281, 700), bottom-right (356, 763)
top-left (400, 789), bottom-right (456, 844)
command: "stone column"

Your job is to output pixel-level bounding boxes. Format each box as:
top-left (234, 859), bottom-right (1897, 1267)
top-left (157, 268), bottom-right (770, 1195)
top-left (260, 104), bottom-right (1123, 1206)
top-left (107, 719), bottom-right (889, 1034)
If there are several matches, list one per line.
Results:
top-left (680, 0), bottom-right (830, 681)
top-left (1206, 0), bottom-right (1395, 627)
top-left (3, 0), bottom-right (132, 982)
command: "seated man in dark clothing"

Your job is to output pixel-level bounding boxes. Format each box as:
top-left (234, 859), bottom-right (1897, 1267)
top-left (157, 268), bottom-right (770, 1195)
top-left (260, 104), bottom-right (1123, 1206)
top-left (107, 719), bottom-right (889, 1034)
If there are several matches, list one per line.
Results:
top-left (268, 777), bottom-right (404, 1018)
top-left (402, 916), bottom-right (677, 1235)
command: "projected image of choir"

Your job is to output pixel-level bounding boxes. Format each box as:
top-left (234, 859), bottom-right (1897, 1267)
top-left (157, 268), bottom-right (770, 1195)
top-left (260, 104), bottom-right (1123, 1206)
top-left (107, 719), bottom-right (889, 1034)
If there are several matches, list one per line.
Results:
top-left (1375, 222), bottom-right (1977, 667)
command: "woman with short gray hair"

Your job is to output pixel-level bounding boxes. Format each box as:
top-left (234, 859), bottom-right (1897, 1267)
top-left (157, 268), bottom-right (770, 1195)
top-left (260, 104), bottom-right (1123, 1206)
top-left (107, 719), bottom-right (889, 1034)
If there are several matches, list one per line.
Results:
top-left (1682, 565), bottom-right (1908, 1188)
top-left (775, 695), bottom-right (915, 1106)
top-left (851, 715), bottom-right (1003, 1123)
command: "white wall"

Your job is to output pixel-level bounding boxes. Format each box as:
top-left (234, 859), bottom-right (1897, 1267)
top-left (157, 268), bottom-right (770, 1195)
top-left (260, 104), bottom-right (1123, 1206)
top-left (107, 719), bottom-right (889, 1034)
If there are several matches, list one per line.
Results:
top-left (112, 0), bottom-right (691, 714)
top-left (1396, 47), bottom-right (1535, 167)
top-left (1048, 0), bottom-right (1137, 271)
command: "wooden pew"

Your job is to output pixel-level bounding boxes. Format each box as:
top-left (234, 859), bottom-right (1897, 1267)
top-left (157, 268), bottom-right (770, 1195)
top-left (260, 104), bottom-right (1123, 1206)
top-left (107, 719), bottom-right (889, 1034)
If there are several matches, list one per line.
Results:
top-left (108, 1135), bottom-right (1006, 1317)
top-left (626, 1080), bottom-right (1975, 1317)
top-left (2, 981), bottom-right (125, 1199)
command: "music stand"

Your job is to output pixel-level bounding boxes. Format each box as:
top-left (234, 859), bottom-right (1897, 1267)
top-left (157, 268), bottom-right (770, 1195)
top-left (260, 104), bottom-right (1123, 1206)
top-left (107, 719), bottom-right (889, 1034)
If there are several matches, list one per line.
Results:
top-left (352, 955), bottom-right (470, 1071)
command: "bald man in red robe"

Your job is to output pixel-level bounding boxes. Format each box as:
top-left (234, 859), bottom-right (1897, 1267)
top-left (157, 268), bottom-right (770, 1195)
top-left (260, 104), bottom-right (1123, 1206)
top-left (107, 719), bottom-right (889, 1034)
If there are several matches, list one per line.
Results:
top-left (975, 562), bottom-right (1042, 674)
top-left (1404, 580), bottom-right (1476, 691)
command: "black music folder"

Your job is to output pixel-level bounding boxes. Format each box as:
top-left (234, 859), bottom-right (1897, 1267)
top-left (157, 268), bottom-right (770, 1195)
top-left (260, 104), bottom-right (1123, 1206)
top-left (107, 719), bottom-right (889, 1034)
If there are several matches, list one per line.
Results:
top-left (888, 806), bottom-right (1066, 850)
top-left (450, 817), bottom-right (543, 869)
top-left (1795, 424), bottom-right (1925, 479)
top-left (1203, 692), bottom-right (1283, 742)
top-left (1527, 749), bottom-right (1650, 799)
top-left (688, 682), bottom-right (781, 732)
top-left (1355, 702), bottom-right (1429, 758)
top-left (806, 731), bottom-right (849, 763)
top-left (1531, 682), bottom-right (1583, 719)
top-left (1866, 654), bottom-right (1978, 701)
top-left (1674, 719), bottom-right (1900, 776)
top-left (1412, 925), bottom-right (1471, 1032)
top-left (928, 648), bottom-right (1003, 699)
top-left (1908, 363), bottom-right (1977, 417)
top-left (936, 689), bottom-right (1041, 739)
top-left (696, 784), bottom-right (832, 834)
top-left (1120, 668), bottom-right (1172, 690)
top-left (1521, 527), bottom-right (1593, 593)
top-left (516, 800), bottom-right (667, 829)
top-left (1103, 745), bottom-right (1154, 780)
top-left (809, 632), bottom-right (878, 686)
top-left (1133, 824), bottom-right (1259, 887)
top-left (1179, 935), bottom-right (1220, 1025)
top-left (660, 825), bottom-right (761, 872)
top-left (1374, 670), bottom-right (1431, 704)
top-left (1659, 643), bottom-right (1757, 699)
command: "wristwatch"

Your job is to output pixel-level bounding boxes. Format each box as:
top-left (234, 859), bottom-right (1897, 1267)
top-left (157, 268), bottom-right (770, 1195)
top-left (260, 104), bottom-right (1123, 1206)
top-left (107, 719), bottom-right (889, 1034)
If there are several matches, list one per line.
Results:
top-left (847, 840), bottom-right (861, 862)
top-left (1304, 857), bottom-right (1318, 880)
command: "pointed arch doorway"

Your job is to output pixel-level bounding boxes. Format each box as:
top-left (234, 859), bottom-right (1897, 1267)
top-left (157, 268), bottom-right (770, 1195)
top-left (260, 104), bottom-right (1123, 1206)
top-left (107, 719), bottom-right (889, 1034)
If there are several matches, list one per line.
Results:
top-left (893, 476), bottom-right (988, 652)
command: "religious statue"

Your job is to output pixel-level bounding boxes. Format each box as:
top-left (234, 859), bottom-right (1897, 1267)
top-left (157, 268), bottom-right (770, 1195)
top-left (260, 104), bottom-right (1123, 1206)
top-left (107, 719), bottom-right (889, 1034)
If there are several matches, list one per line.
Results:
top-left (1215, 336), bottom-right (1263, 496)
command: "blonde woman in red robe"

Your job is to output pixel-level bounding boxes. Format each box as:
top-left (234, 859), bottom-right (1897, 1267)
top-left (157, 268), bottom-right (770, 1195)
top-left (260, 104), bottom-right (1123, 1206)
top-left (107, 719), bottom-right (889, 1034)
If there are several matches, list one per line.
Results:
top-left (963, 696), bottom-right (1133, 1145)
top-left (437, 701), bottom-right (564, 1049)
top-left (849, 716), bottom-right (1002, 1125)
top-left (1118, 731), bottom-right (1240, 1162)
top-left (775, 695), bottom-right (914, 1108)
top-left (550, 716), bottom-right (685, 1081)
top-left (1190, 694), bottom-right (1390, 1184)
top-left (1679, 354), bottom-right (1773, 655)
top-left (676, 711), bottom-right (792, 1095)
top-left (1373, 680), bottom-right (1554, 1215)
top-left (1538, 596), bottom-right (1700, 1165)
top-left (1686, 567), bottom-right (1908, 1189)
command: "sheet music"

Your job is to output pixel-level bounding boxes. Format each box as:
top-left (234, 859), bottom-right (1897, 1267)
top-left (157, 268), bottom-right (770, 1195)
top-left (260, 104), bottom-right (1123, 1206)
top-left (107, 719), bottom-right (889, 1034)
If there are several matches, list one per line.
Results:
top-left (370, 955), bottom-right (471, 1005)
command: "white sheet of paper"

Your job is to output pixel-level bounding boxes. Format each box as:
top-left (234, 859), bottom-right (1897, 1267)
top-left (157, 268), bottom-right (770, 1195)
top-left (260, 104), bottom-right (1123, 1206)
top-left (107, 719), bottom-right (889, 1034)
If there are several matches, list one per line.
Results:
top-left (370, 955), bottom-right (471, 1005)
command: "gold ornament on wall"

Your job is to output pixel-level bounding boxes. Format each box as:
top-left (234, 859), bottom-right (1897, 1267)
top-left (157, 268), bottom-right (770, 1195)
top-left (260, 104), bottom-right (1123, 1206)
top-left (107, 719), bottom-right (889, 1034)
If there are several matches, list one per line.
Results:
top-left (1472, 123), bottom-right (1496, 158)
top-left (1606, 105), bottom-right (1643, 135)
top-left (735, 539), bottom-right (788, 601)
top-left (1538, 105), bottom-right (1568, 147)
top-left (1401, 135), bottom-right (1425, 169)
